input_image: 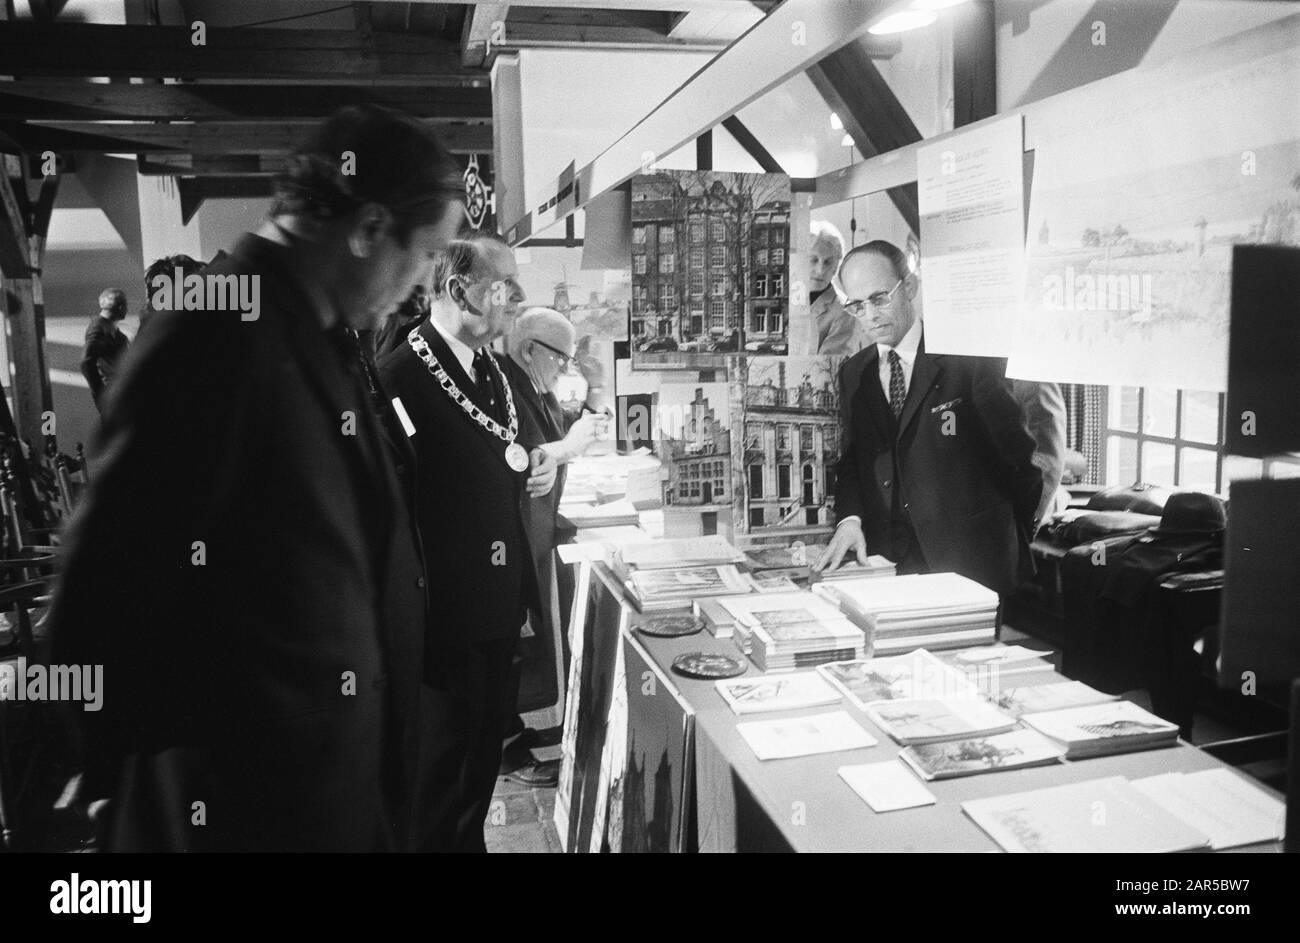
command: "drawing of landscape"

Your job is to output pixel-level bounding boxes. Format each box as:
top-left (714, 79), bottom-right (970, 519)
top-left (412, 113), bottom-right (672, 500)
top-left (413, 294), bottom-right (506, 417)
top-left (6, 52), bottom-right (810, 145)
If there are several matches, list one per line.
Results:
top-left (1008, 43), bottom-right (1300, 391)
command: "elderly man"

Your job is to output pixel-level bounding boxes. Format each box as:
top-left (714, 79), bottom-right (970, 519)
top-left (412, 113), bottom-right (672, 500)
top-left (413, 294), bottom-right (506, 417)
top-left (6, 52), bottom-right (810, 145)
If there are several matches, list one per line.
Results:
top-left (81, 287), bottom-right (130, 410)
top-left (499, 307), bottom-right (609, 785)
top-left (378, 230), bottom-right (558, 852)
top-left (814, 240), bottom-right (1041, 594)
top-left (809, 221), bottom-right (863, 356)
top-left (50, 105), bottom-right (466, 851)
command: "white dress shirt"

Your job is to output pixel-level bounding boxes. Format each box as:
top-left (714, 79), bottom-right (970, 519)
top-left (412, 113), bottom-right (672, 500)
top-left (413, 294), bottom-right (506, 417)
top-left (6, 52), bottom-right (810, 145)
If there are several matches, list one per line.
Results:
top-left (429, 316), bottom-right (478, 379)
top-left (875, 317), bottom-right (923, 405)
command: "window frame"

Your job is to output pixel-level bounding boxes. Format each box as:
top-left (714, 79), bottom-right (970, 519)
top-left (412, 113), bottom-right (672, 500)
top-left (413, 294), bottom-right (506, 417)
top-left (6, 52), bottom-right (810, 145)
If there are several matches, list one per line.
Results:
top-left (1101, 386), bottom-right (1225, 492)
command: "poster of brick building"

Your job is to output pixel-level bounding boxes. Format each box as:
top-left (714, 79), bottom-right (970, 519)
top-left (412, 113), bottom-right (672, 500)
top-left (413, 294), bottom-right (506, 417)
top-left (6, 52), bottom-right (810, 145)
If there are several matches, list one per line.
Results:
top-left (728, 356), bottom-right (843, 538)
top-left (630, 171), bottom-right (792, 370)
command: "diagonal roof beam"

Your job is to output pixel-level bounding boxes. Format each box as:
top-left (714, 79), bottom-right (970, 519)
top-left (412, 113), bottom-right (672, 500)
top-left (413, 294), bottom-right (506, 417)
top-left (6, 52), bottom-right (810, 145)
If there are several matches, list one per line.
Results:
top-left (807, 39), bottom-right (921, 234)
top-left (720, 115), bottom-right (784, 174)
top-left (0, 155), bottom-right (28, 277)
top-left (503, 0), bottom-right (892, 243)
top-left (814, 10), bottom-right (1300, 209)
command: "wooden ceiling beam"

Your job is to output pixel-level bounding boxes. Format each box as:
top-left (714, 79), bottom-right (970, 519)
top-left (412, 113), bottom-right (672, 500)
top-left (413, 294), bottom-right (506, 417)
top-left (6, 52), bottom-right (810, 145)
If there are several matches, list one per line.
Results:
top-left (0, 82), bottom-right (493, 122)
top-left (7, 120), bottom-right (493, 155)
top-left (0, 23), bottom-right (485, 84)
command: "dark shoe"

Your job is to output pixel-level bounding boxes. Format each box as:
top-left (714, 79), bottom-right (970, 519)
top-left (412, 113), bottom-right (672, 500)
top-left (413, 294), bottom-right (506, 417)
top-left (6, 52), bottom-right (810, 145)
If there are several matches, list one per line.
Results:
top-left (505, 759), bottom-right (559, 788)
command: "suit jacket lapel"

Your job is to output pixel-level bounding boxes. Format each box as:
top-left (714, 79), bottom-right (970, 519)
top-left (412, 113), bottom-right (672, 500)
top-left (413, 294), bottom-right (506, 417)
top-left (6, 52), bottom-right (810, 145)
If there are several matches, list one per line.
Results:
top-left (851, 346), bottom-right (892, 443)
top-left (503, 356), bottom-right (563, 445)
top-left (249, 239), bottom-right (392, 501)
top-left (896, 333), bottom-right (941, 441)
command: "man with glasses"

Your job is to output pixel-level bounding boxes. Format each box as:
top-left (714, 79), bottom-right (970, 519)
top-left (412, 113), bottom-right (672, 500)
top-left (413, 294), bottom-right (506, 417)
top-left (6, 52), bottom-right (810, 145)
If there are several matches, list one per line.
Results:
top-left (814, 240), bottom-right (1041, 596)
top-left (377, 230), bottom-right (559, 851)
top-left (498, 308), bottom-right (610, 786)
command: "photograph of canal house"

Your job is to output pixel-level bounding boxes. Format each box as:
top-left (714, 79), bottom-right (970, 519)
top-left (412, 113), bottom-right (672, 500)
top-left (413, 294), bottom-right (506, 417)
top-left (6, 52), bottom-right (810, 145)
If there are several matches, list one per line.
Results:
top-left (630, 170), bottom-right (791, 369)
top-left (658, 382), bottom-right (733, 538)
top-left (728, 356), bottom-right (843, 538)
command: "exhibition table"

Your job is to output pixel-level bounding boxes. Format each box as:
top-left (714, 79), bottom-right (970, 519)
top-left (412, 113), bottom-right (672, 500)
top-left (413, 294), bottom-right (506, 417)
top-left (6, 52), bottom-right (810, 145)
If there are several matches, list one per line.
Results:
top-left (557, 561), bottom-right (1283, 853)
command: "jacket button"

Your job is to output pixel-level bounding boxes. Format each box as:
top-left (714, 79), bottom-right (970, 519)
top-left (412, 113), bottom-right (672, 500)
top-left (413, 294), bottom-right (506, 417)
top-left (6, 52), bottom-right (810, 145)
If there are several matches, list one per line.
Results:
top-left (395, 464), bottom-right (406, 476)
top-left (882, 479), bottom-right (891, 488)
top-left (416, 576), bottom-right (426, 589)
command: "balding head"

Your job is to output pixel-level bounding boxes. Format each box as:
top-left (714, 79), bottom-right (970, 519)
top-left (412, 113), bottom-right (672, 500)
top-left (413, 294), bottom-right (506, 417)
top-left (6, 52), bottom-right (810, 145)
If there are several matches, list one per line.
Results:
top-left (510, 307), bottom-right (576, 392)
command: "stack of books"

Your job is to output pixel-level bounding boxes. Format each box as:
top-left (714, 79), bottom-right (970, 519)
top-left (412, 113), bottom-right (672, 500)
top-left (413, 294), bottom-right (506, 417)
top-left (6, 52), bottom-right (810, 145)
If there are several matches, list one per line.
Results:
top-left (1020, 700), bottom-right (1180, 758)
top-left (899, 729), bottom-right (1064, 780)
top-left (609, 535), bottom-right (746, 582)
top-left (989, 679), bottom-right (1118, 718)
top-left (742, 545), bottom-right (817, 581)
top-left (862, 696), bottom-right (1017, 746)
top-left (814, 573), bottom-right (999, 655)
top-left (558, 498), bottom-right (641, 529)
top-left (811, 552), bottom-right (897, 583)
top-left (693, 596), bottom-right (741, 640)
top-left (719, 592), bottom-right (866, 671)
top-left (816, 650), bottom-right (977, 710)
top-left (624, 564), bottom-right (752, 612)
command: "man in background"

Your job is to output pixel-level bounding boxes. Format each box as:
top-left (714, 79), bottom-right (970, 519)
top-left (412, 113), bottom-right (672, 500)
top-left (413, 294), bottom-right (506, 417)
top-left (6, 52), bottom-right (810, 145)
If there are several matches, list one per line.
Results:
top-left (809, 221), bottom-right (862, 356)
top-left (499, 307), bottom-right (609, 785)
top-left (80, 288), bottom-right (130, 410)
top-left (140, 255), bottom-right (201, 337)
top-left (815, 240), bottom-right (1041, 594)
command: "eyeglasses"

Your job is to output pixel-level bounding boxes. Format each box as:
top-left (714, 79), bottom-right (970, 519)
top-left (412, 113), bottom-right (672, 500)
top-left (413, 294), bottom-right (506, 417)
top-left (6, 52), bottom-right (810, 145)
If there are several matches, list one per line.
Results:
top-left (843, 278), bottom-right (904, 318)
top-left (533, 339), bottom-right (574, 370)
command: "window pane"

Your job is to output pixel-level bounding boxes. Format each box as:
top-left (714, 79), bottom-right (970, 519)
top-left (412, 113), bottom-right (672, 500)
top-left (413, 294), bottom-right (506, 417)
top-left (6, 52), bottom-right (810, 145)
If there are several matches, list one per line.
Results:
top-left (1106, 435), bottom-right (1138, 485)
top-left (1109, 386), bottom-right (1140, 432)
top-left (1142, 441), bottom-right (1176, 486)
top-left (1143, 387), bottom-right (1177, 437)
top-left (1179, 448), bottom-right (1218, 493)
top-left (1181, 390), bottom-right (1221, 444)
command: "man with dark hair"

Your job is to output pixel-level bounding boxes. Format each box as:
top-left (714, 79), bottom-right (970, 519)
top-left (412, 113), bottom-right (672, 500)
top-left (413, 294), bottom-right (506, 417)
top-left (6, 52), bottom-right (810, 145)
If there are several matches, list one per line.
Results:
top-left (378, 228), bottom-right (556, 851)
top-left (80, 287), bottom-right (129, 410)
top-left (49, 105), bottom-right (465, 852)
top-left (814, 240), bottom-right (1041, 594)
top-left (141, 255), bottom-right (201, 336)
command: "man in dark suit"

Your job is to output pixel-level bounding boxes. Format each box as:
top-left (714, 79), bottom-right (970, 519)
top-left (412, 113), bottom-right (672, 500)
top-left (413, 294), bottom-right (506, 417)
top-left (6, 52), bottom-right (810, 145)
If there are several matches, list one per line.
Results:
top-left (499, 308), bottom-right (609, 785)
top-left (80, 287), bottom-right (130, 410)
top-left (814, 240), bottom-right (1041, 594)
top-left (48, 106), bottom-right (465, 851)
top-left (378, 231), bottom-right (557, 852)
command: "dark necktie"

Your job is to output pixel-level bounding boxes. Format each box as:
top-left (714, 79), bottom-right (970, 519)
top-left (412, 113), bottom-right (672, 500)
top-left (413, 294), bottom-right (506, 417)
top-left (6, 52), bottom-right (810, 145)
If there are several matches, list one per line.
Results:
top-left (473, 349), bottom-right (501, 422)
top-left (887, 349), bottom-right (906, 419)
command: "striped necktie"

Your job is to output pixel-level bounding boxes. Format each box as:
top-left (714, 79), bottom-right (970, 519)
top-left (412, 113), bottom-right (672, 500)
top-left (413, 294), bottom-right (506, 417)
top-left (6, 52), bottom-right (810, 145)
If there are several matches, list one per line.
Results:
top-left (887, 349), bottom-right (905, 419)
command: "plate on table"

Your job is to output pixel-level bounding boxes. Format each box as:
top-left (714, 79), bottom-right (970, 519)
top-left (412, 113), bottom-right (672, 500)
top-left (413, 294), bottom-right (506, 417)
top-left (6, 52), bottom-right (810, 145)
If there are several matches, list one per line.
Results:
top-left (672, 652), bottom-right (747, 679)
top-left (636, 615), bottom-right (704, 638)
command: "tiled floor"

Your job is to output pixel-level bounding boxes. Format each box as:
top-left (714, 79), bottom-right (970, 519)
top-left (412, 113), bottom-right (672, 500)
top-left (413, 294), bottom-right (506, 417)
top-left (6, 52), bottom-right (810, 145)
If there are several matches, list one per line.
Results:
top-left (485, 737), bottom-right (563, 854)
